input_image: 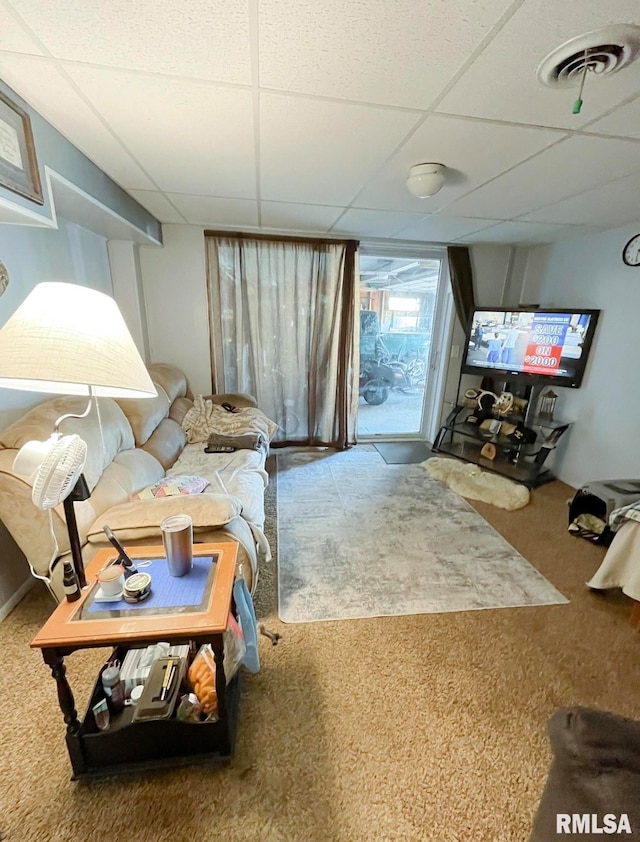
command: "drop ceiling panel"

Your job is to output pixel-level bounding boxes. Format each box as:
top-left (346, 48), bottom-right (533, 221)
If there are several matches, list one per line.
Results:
top-left (0, 53), bottom-right (156, 190)
top-left (0, 4), bottom-right (44, 54)
top-left (354, 114), bottom-right (564, 212)
top-left (127, 190), bottom-right (186, 224)
top-left (587, 97), bottom-right (640, 139)
top-left (394, 215), bottom-right (503, 242)
top-left (520, 172), bottom-right (640, 227)
top-left (260, 201), bottom-right (343, 232)
top-left (6, 0), bottom-right (251, 84)
top-left (446, 135), bottom-right (640, 220)
top-left (437, 0), bottom-right (640, 130)
top-left (331, 209), bottom-right (425, 238)
top-left (65, 65), bottom-right (256, 197)
top-left (465, 220), bottom-right (587, 244)
top-left (167, 194), bottom-right (259, 227)
top-left (260, 93), bottom-right (420, 205)
top-left (258, 0), bottom-right (516, 109)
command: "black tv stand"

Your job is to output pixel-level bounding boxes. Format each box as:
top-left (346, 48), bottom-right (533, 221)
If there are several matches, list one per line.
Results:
top-left (433, 380), bottom-right (571, 488)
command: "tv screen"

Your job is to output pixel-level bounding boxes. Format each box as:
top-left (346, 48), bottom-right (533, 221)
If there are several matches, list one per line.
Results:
top-left (462, 308), bottom-right (600, 388)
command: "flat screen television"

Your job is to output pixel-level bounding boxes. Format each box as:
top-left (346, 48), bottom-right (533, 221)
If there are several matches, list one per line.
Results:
top-left (462, 307), bottom-right (600, 388)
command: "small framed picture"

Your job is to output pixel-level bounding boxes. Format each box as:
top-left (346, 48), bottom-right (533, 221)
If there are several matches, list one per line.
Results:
top-left (0, 91), bottom-right (43, 205)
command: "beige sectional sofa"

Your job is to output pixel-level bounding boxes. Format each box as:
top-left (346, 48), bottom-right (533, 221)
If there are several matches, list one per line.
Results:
top-left (0, 363), bottom-right (271, 599)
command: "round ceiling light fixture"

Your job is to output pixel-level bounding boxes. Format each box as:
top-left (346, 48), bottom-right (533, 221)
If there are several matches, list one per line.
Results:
top-left (406, 163), bottom-right (446, 198)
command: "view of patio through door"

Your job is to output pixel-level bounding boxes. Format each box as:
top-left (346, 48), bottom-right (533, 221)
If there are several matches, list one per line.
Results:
top-left (357, 253), bottom-right (444, 438)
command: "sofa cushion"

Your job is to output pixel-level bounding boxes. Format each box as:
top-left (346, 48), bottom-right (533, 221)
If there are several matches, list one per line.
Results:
top-left (87, 492), bottom-right (243, 542)
top-left (147, 363), bottom-right (189, 404)
top-left (168, 443), bottom-right (268, 529)
top-left (141, 417), bottom-right (186, 469)
top-left (116, 385), bottom-right (170, 446)
top-left (0, 396), bottom-right (134, 491)
top-left (132, 475), bottom-right (210, 500)
top-left (168, 396), bottom-right (193, 427)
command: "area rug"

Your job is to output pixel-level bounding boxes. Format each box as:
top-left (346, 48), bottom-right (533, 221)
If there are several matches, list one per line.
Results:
top-left (276, 448), bottom-right (567, 623)
top-left (374, 440), bottom-right (435, 464)
top-left (423, 456), bottom-right (531, 511)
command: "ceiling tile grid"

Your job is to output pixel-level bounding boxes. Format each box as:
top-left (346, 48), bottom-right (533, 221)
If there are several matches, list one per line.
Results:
top-left (260, 201), bottom-right (343, 232)
top-left (5, 0), bottom-right (252, 83)
top-left (445, 134), bottom-right (640, 221)
top-left (257, 0), bottom-right (517, 109)
top-left (167, 194), bottom-right (259, 227)
top-left (0, 0), bottom-right (639, 244)
top-left (0, 52), bottom-right (156, 190)
top-left (0, 3), bottom-right (44, 55)
top-left (259, 92), bottom-right (421, 205)
top-left (127, 190), bottom-right (187, 224)
top-left (63, 64), bottom-right (257, 198)
top-left (519, 171), bottom-right (640, 227)
top-left (436, 0), bottom-right (640, 130)
top-left (393, 215), bottom-right (505, 242)
top-left (353, 113), bottom-right (566, 213)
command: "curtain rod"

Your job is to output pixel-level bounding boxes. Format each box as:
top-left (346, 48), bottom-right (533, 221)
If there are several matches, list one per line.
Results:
top-left (204, 230), bottom-right (359, 248)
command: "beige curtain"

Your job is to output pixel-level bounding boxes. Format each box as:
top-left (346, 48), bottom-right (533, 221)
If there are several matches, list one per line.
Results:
top-left (205, 232), bottom-right (359, 448)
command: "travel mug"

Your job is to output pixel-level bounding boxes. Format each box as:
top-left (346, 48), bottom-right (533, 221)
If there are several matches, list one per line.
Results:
top-left (160, 514), bottom-right (193, 577)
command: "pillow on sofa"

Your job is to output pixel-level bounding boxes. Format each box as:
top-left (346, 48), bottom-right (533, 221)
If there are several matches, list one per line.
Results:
top-left (87, 492), bottom-right (243, 542)
top-left (116, 384), bottom-right (171, 446)
top-left (132, 475), bottom-right (210, 500)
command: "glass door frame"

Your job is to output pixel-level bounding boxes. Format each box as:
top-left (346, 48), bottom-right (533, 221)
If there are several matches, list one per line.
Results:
top-left (357, 241), bottom-right (454, 442)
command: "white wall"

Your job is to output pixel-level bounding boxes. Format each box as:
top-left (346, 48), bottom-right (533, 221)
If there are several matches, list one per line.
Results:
top-left (139, 225), bottom-right (215, 395)
top-left (0, 218), bottom-right (112, 429)
top-left (520, 222), bottom-right (640, 488)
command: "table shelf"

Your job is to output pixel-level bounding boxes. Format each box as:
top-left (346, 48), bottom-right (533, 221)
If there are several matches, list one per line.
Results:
top-left (71, 670), bottom-right (240, 779)
top-left (433, 405), bottom-right (571, 488)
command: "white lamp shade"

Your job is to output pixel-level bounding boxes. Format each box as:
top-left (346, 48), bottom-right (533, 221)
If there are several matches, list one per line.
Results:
top-left (0, 282), bottom-right (157, 398)
top-left (406, 163), bottom-right (446, 198)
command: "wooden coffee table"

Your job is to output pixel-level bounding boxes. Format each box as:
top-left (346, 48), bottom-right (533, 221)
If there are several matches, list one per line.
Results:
top-left (32, 542), bottom-right (239, 779)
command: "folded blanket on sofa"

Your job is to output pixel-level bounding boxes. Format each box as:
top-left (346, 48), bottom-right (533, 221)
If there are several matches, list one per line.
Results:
top-left (205, 432), bottom-right (267, 452)
top-left (182, 395), bottom-right (278, 444)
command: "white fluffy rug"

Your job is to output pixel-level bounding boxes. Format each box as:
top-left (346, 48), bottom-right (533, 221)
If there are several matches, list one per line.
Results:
top-left (422, 457), bottom-right (530, 510)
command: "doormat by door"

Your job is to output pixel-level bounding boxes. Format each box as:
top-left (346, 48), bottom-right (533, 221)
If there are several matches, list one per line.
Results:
top-left (374, 440), bottom-right (434, 464)
top-left (276, 448), bottom-right (567, 623)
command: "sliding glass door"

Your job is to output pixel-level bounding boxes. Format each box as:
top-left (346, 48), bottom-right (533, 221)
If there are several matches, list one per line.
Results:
top-left (357, 247), bottom-right (450, 441)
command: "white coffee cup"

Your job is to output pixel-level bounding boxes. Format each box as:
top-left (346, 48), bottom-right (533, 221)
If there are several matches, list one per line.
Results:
top-left (98, 564), bottom-right (125, 596)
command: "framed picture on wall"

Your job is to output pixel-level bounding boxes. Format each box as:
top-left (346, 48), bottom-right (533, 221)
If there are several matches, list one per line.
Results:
top-left (0, 90), bottom-right (43, 205)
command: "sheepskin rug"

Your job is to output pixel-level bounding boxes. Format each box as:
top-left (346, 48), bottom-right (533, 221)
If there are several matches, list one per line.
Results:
top-left (422, 457), bottom-right (530, 510)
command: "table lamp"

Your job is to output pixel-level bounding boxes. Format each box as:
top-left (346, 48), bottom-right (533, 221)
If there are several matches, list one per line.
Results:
top-left (0, 282), bottom-right (157, 592)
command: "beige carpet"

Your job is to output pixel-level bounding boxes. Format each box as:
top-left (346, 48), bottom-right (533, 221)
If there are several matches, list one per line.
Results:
top-left (1, 461), bottom-right (638, 842)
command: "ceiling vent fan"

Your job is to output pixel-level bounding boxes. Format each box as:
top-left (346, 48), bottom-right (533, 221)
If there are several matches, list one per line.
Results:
top-left (537, 25), bottom-right (640, 88)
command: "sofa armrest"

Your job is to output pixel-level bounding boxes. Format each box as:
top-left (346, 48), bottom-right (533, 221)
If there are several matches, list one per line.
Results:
top-left (206, 393), bottom-right (258, 409)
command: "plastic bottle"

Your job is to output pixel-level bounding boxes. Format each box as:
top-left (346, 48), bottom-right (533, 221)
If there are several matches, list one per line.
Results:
top-left (62, 560), bottom-right (81, 602)
top-left (102, 666), bottom-right (125, 712)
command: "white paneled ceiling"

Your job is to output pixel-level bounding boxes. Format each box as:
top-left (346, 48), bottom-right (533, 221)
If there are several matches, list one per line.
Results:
top-left (1, 0), bottom-right (639, 245)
